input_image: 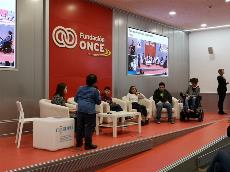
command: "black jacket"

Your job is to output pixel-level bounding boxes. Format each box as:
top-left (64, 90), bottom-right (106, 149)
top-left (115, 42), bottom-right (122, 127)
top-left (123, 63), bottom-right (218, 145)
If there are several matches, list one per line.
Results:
top-left (153, 88), bottom-right (172, 104)
top-left (217, 76), bottom-right (227, 94)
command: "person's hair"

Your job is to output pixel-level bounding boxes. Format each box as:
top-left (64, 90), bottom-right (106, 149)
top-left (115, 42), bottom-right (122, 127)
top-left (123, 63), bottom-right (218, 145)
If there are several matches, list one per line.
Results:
top-left (129, 86), bottom-right (136, 94)
top-left (104, 86), bottom-right (111, 90)
top-left (8, 31), bottom-right (12, 35)
top-left (159, 82), bottom-right (165, 87)
top-left (190, 78), bottom-right (198, 84)
top-left (86, 74), bottom-right (97, 86)
top-left (227, 125), bottom-right (230, 137)
top-left (218, 69), bottom-right (224, 75)
top-left (55, 82), bottom-right (66, 97)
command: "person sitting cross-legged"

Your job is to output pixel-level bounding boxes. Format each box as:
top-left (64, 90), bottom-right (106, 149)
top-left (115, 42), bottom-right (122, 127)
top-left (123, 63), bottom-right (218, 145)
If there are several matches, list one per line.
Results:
top-left (153, 82), bottom-right (174, 124)
top-left (101, 86), bottom-right (123, 112)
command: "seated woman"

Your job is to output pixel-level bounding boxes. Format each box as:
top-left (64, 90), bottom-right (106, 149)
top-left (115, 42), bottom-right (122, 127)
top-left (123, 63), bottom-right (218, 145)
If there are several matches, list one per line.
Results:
top-left (126, 86), bottom-right (148, 125)
top-left (51, 82), bottom-right (76, 116)
top-left (184, 78), bottom-right (200, 112)
top-left (101, 86), bottom-right (123, 112)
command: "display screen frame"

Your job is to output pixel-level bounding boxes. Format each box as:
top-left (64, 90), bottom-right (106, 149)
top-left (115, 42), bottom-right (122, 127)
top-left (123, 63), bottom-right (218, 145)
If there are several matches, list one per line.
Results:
top-left (0, 0), bottom-right (16, 70)
top-left (127, 27), bottom-right (169, 77)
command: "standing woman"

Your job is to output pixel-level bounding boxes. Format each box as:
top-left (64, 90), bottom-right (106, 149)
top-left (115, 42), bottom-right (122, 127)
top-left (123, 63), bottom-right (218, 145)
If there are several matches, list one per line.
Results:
top-left (217, 69), bottom-right (229, 114)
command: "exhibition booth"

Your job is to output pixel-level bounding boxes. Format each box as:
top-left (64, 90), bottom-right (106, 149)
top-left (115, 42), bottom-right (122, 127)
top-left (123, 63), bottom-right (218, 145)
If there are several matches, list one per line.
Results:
top-left (0, 0), bottom-right (230, 171)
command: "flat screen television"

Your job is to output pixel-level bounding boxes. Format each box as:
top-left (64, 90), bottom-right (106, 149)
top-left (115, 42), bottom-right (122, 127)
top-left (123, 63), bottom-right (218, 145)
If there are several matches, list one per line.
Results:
top-left (127, 27), bottom-right (168, 76)
top-left (0, 0), bottom-right (16, 69)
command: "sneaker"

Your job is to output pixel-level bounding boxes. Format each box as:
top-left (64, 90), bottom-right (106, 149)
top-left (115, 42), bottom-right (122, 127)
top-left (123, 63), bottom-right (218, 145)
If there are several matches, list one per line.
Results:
top-left (141, 120), bottom-right (145, 126)
top-left (188, 109), bottom-right (194, 113)
top-left (218, 111), bottom-right (227, 115)
top-left (145, 119), bottom-right (149, 125)
top-left (76, 141), bottom-right (83, 148)
top-left (156, 120), bottom-right (160, 124)
top-left (198, 166), bottom-right (208, 172)
top-left (169, 119), bottom-right (175, 124)
top-left (85, 144), bottom-right (97, 150)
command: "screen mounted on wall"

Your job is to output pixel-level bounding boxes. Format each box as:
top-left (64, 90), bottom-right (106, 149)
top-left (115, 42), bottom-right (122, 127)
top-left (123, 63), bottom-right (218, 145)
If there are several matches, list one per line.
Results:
top-left (128, 27), bottom-right (168, 76)
top-left (0, 0), bottom-right (16, 68)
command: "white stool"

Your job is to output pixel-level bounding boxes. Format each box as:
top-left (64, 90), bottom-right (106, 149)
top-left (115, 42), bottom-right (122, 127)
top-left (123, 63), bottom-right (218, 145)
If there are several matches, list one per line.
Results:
top-left (33, 118), bottom-right (75, 151)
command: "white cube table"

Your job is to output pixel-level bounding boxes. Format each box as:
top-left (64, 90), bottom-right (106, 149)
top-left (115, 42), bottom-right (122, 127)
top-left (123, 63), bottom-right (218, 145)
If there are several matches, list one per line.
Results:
top-left (96, 111), bottom-right (141, 137)
top-left (33, 117), bottom-right (75, 151)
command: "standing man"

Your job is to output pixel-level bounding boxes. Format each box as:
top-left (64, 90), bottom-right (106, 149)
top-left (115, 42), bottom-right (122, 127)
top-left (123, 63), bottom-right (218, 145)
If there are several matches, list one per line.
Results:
top-left (153, 82), bottom-right (174, 124)
top-left (74, 74), bottom-right (101, 150)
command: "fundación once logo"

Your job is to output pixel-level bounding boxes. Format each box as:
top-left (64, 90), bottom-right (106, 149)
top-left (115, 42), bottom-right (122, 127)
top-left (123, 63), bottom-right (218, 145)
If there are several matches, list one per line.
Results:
top-left (52, 26), bottom-right (77, 49)
top-left (52, 26), bottom-right (111, 57)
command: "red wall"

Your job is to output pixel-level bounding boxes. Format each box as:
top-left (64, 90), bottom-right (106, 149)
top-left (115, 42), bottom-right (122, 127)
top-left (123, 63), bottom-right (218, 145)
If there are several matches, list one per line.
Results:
top-left (49, 0), bottom-right (112, 98)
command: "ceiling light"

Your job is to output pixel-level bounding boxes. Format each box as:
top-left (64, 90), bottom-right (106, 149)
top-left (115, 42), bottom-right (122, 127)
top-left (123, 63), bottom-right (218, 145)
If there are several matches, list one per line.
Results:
top-left (225, 0), bottom-right (230, 3)
top-left (169, 11), bottom-right (176, 16)
top-left (201, 24), bottom-right (207, 27)
top-left (184, 24), bottom-right (230, 32)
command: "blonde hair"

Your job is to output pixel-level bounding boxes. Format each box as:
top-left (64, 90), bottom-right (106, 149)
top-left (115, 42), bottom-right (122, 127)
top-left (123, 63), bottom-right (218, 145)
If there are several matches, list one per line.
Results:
top-left (218, 69), bottom-right (224, 75)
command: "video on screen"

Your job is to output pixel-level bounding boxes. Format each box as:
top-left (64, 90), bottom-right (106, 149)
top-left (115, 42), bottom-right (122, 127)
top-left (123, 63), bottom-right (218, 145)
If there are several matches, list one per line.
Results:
top-left (128, 27), bottom-right (168, 76)
top-left (0, 0), bottom-right (16, 68)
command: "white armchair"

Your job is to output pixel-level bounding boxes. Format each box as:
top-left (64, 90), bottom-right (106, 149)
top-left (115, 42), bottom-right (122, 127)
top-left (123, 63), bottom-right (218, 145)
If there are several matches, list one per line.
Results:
top-left (100, 98), bottom-right (128, 123)
top-left (149, 96), bottom-right (180, 119)
top-left (67, 97), bottom-right (103, 113)
top-left (39, 99), bottom-right (75, 118)
top-left (122, 96), bottom-right (153, 119)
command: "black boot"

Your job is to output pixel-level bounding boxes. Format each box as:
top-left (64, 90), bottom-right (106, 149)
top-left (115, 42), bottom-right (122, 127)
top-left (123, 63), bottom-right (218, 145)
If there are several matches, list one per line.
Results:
top-left (85, 144), bottom-right (97, 150)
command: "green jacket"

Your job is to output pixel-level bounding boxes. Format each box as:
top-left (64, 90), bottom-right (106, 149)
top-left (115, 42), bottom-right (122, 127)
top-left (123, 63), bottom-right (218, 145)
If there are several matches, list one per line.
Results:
top-left (153, 88), bottom-right (172, 104)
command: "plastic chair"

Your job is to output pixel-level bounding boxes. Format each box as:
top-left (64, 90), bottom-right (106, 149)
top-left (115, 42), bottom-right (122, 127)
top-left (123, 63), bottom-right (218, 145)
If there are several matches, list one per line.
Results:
top-left (15, 101), bottom-right (38, 148)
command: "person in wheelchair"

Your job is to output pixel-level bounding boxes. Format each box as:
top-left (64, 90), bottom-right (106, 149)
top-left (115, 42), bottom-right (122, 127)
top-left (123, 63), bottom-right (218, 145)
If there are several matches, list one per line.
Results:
top-left (0, 31), bottom-right (13, 52)
top-left (183, 78), bottom-right (200, 112)
top-left (180, 78), bottom-right (204, 121)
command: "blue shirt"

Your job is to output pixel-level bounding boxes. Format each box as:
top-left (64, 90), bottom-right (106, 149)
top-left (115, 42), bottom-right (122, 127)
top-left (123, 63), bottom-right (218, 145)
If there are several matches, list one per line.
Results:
top-left (74, 86), bottom-right (101, 114)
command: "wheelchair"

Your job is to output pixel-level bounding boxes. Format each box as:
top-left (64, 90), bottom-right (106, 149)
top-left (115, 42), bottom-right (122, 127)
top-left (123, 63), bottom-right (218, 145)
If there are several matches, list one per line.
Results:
top-left (180, 93), bottom-right (204, 122)
top-left (0, 39), bottom-right (13, 54)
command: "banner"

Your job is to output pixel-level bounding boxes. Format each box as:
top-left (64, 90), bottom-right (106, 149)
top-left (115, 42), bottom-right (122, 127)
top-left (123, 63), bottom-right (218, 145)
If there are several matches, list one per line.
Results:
top-left (49, 0), bottom-right (112, 98)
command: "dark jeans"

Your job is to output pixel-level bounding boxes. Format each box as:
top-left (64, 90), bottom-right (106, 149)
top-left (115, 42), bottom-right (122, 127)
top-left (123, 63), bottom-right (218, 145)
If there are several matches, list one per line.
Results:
top-left (218, 93), bottom-right (226, 113)
top-left (132, 102), bottom-right (147, 117)
top-left (208, 150), bottom-right (230, 172)
top-left (156, 102), bottom-right (172, 120)
top-left (184, 96), bottom-right (197, 111)
top-left (76, 112), bottom-right (96, 146)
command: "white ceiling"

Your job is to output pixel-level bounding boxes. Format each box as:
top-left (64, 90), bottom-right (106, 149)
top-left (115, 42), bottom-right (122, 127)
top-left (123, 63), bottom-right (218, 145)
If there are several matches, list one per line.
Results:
top-left (94, 0), bottom-right (230, 30)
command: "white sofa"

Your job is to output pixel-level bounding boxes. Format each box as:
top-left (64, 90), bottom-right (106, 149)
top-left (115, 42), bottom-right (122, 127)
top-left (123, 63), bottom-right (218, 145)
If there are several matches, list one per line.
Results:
top-left (149, 96), bottom-right (180, 119)
top-left (122, 96), bottom-right (153, 119)
top-left (39, 99), bottom-right (76, 118)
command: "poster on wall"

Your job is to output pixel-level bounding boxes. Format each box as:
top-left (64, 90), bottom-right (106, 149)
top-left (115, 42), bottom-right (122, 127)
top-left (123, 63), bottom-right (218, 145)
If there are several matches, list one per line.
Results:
top-left (128, 27), bottom-right (168, 76)
top-left (0, 0), bottom-right (15, 68)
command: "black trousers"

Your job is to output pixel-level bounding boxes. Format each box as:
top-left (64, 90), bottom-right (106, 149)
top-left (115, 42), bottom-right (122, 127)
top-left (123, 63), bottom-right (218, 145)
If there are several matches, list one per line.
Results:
top-left (76, 112), bottom-right (96, 146)
top-left (110, 103), bottom-right (123, 112)
top-left (218, 93), bottom-right (226, 113)
top-left (132, 102), bottom-right (147, 117)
